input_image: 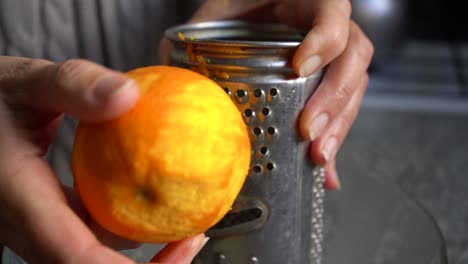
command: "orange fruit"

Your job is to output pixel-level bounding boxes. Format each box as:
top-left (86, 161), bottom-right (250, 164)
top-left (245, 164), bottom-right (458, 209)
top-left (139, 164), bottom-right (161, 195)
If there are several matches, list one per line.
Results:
top-left (71, 65), bottom-right (251, 243)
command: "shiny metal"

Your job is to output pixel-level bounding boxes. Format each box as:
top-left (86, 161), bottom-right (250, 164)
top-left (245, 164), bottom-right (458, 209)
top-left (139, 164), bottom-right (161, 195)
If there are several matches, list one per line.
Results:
top-left (311, 167), bottom-right (325, 263)
top-left (165, 20), bottom-right (324, 264)
top-left (216, 254), bottom-right (228, 264)
top-left (249, 256), bottom-right (259, 264)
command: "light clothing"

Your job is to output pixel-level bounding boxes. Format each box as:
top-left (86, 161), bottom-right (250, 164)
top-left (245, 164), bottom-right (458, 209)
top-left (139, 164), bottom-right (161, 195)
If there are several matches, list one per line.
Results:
top-left (0, 0), bottom-right (202, 186)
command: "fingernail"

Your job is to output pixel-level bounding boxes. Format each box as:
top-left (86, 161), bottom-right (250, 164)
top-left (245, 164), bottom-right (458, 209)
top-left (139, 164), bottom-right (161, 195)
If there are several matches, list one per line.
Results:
top-left (199, 237), bottom-right (210, 251)
top-left (308, 113), bottom-right (329, 141)
top-left (94, 75), bottom-right (135, 102)
top-left (191, 235), bottom-right (209, 253)
top-left (322, 137), bottom-right (338, 162)
top-left (331, 171), bottom-right (341, 190)
top-left (335, 175), bottom-right (341, 190)
top-left (299, 55), bottom-right (322, 77)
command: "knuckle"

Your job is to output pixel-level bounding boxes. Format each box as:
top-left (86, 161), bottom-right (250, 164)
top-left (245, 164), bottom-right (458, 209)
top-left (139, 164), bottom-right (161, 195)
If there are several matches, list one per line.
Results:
top-left (350, 23), bottom-right (375, 65)
top-left (337, 109), bottom-right (354, 133)
top-left (334, 82), bottom-right (354, 110)
top-left (366, 38), bottom-right (375, 61)
top-left (54, 59), bottom-right (93, 90)
top-left (334, 0), bottom-right (352, 18)
top-left (359, 36), bottom-right (374, 65)
top-left (56, 59), bottom-right (88, 78)
top-left (319, 25), bottom-right (348, 54)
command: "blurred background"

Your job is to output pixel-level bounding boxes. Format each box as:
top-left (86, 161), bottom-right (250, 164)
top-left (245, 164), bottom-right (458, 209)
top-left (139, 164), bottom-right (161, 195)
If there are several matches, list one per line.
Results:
top-left (340, 0), bottom-right (468, 263)
top-left (2, 0), bottom-right (467, 263)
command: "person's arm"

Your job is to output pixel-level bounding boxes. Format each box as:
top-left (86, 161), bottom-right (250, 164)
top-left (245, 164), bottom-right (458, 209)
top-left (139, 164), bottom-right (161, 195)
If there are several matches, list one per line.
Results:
top-left (0, 56), bottom-right (205, 264)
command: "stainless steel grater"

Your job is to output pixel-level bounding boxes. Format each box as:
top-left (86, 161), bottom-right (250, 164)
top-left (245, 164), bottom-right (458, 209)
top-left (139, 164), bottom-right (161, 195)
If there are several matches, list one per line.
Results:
top-left (165, 20), bottom-right (325, 264)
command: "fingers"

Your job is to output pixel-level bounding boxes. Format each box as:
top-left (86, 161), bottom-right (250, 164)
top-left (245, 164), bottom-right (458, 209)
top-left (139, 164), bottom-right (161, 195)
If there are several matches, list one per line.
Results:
top-left (0, 56), bottom-right (140, 123)
top-left (300, 21), bottom-right (373, 143)
top-left (72, 244), bottom-right (135, 264)
top-left (63, 185), bottom-right (142, 251)
top-left (87, 217), bottom-right (142, 250)
top-left (150, 234), bottom-right (208, 264)
top-left (323, 159), bottom-right (340, 190)
top-left (279, 0), bottom-right (352, 77)
top-left (36, 59), bottom-right (140, 123)
top-left (181, 0), bottom-right (352, 77)
top-left (299, 22), bottom-right (373, 190)
top-left (0, 154), bottom-right (140, 263)
top-left (313, 74), bottom-right (368, 162)
top-left (160, 0), bottom-right (275, 66)
top-left (310, 74), bottom-right (369, 190)
top-left (313, 73), bottom-right (369, 191)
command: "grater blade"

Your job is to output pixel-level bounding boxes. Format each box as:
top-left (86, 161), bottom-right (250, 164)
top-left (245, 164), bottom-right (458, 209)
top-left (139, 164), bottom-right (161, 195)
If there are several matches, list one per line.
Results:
top-left (165, 20), bottom-right (326, 264)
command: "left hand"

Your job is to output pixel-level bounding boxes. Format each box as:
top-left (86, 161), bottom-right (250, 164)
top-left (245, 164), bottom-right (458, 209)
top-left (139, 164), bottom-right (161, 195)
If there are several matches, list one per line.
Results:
top-left (162, 0), bottom-right (374, 190)
top-left (0, 57), bottom-right (206, 264)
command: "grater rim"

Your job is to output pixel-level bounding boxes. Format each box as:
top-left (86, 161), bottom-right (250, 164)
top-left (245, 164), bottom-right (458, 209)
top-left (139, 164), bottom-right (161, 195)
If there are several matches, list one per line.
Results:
top-left (165, 20), bottom-right (305, 48)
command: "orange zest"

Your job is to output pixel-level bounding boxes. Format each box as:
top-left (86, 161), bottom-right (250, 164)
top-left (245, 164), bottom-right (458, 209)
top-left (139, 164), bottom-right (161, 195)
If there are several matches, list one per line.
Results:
top-left (71, 66), bottom-right (251, 243)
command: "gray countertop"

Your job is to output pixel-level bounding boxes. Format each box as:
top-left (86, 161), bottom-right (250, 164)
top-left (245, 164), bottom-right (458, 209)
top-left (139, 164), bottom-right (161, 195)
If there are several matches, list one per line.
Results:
top-left (336, 106), bottom-right (468, 263)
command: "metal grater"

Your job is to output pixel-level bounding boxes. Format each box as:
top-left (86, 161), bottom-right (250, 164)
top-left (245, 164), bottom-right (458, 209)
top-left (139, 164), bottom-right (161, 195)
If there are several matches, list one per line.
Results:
top-left (165, 20), bottom-right (325, 264)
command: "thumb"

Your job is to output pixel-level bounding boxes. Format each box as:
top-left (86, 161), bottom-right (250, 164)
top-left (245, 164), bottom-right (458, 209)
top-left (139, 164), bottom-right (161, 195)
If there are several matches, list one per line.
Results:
top-left (149, 234), bottom-right (208, 264)
top-left (3, 57), bottom-right (140, 123)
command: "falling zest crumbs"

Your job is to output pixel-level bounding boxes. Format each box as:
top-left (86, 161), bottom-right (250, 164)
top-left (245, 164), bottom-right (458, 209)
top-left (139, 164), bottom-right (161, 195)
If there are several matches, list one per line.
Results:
top-left (195, 55), bottom-right (205, 64)
top-left (221, 71), bottom-right (230, 79)
top-left (186, 43), bottom-right (195, 62)
top-left (195, 55), bottom-right (210, 77)
top-left (178, 32), bottom-right (185, 41)
top-left (213, 70), bottom-right (230, 79)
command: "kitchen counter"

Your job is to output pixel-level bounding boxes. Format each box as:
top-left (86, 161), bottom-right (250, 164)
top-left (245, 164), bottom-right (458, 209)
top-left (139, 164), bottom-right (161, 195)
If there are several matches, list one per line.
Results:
top-left (336, 106), bottom-right (468, 263)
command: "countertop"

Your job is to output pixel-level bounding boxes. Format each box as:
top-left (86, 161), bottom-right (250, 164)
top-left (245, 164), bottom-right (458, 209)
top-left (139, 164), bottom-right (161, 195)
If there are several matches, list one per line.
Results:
top-left (336, 106), bottom-right (468, 263)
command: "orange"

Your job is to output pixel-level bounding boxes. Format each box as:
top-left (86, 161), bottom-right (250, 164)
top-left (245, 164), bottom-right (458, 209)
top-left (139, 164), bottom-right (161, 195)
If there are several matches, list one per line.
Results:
top-left (71, 66), bottom-right (251, 243)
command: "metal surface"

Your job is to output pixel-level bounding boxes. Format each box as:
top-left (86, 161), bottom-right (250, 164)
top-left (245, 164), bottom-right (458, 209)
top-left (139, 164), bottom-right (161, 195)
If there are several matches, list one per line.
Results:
top-left (1, 162), bottom-right (448, 264)
top-left (165, 20), bottom-right (324, 264)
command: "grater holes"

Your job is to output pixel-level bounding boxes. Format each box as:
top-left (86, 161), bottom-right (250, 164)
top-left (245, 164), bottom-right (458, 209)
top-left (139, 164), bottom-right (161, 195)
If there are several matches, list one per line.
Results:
top-left (267, 126), bottom-right (277, 135)
top-left (269, 87), bottom-right (278, 96)
top-left (235, 89), bottom-right (249, 104)
top-left (259, 146), bottom-right (268, 155)
top-left (253, 89), bottom-right (262, 98)
top-left (253, 127), bottom-right (262, 136)
top-left (244, 109), bottom-right (253, 118)
top-left (261, 107), bottom-right (271, 116)
top-left (266, 162), bottom-right (275, 171)
top-left (236, 89), bottom-right (247, 98)
top-left (253, 165), bottom-right (262, 173)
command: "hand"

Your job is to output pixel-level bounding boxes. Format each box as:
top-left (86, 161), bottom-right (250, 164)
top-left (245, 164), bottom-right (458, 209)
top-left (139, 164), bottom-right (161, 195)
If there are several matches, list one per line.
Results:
top-left (178, 0), bottom-right (374, 189)
top-left (0, 56), bottom-right (206, 264)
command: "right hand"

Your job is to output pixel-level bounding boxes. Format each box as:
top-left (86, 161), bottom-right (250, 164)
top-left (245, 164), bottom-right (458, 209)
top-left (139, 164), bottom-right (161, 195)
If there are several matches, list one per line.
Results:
top-left (0, 56), bottom-right (206, 264)
top-left (161, 0), bottom-right (374, 190)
